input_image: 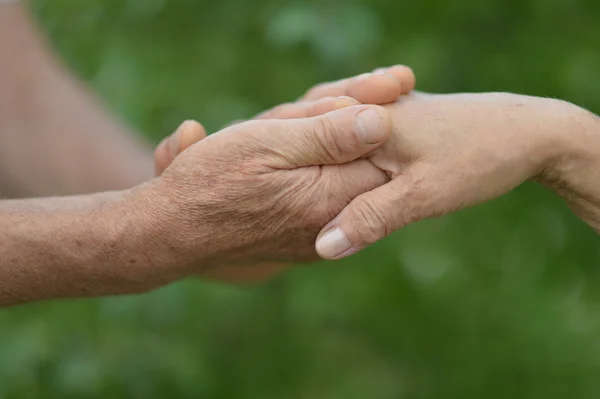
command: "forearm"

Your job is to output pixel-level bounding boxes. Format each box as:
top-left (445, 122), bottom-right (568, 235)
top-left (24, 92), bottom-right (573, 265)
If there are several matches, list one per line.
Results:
top-left (0, 3), bottom-right (153, 198)
top-left (0, 188), bottom-right (172, 307)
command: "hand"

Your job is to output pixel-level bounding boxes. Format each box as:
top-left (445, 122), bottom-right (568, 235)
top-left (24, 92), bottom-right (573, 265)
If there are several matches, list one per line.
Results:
top-left (128, 105), bottom-right (393, 283)
top-left (316, 92), bottom-right (599, 259)
top-left (151, 65), bottom-right (415, 283)
top-left (154, 120), bottom-right (287, 283)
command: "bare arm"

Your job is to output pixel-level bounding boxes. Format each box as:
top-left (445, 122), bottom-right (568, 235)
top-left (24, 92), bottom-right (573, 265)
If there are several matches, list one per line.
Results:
top-left (0, 103), bottom-right (394, 307)
top-left (0, 187), bottom-right (176, 307)
top-left (0, 2), bottom-right (153, 198)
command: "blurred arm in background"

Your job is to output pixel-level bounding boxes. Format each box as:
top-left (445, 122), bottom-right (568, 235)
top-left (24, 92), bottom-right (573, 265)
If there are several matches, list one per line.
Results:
top-left (0, 1), bottom-right (417, 199)
top-left (0, 2), bottom-right (154, 198)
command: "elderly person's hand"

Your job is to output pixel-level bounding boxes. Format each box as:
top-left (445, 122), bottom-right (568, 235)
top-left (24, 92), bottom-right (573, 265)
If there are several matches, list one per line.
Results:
top-left (127, 104), bottom-right (393, 287)
top-left (153, 65), bottom-right (415, 283)
top-left (317, 92), bottom-right (600, 259)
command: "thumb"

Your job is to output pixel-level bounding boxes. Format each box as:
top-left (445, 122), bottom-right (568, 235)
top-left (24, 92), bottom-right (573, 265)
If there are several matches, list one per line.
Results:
top-left (315, 174), bottom-right (433, 259)
top-left (255, 105), bottom-right (392, 168)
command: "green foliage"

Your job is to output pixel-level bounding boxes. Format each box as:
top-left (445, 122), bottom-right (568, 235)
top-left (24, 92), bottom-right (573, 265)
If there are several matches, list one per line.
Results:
top-left (2, 0), bottom-right (600, 397)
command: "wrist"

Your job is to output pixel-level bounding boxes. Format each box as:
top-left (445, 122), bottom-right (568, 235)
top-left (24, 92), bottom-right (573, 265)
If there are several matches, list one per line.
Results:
top-left (537, 101), bottom-right (600, 223)
top-left (104, 182), bottom-right (190, 288)
top-left (538, 101), bottom-right (598, 184)
top-left (118, 178), bottom-right (217, 282)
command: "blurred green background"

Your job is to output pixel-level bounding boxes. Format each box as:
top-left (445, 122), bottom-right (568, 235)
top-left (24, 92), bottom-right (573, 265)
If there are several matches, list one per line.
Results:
top-left (2, 0), bottom-right (600, 397)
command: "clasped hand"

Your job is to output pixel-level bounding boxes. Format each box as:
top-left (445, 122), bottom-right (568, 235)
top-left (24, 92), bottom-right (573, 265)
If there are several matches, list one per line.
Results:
top-left (144, 65), bottom-right (599, 284)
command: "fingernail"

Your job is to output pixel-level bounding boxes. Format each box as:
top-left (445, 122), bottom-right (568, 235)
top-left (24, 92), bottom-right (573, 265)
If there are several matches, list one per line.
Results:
top-left (356, 108), bottom-right (386, 144)
top-left (316, 227), bottom-right (352, 259)
top-left (374, 71), bottom-right (400, 81)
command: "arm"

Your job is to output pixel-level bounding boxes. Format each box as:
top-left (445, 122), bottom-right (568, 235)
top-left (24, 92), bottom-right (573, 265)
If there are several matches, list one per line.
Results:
top-left (0, 2), bottom-right (154, 198)
top-left (0, 37), bottom-right (414, 303)
top-left (0, 188), bottom-right (174, 307)
top-left (0, 103), bottom-right (393, 307)
top-left (0, 3), bottom-right (416, 199)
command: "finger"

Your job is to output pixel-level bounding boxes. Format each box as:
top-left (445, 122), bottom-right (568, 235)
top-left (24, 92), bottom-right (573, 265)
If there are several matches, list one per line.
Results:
top-left (303, 72), bottom-right (400, 103)
top-left (373, 65), bottom-right (416, 93)
top-left (326, 158), bottom-right (391, 208)
top-left (311, 158), bottom-right (390, 256)
top-left (255, 96), bottom-right (360, 120)
top-left (154, 137), bottom-right (172, 176)
top-left (154, 120), bottom-right (207, 176)
top-left (302, 65), bottom-right (415, 102)
top-left (315, 169), bottom-right (435, 260)
top-left (177, 120), bottom-right (207, 153)
top-left (224, 96), bottom-right (360, 129)
top-left (302, 78), bottom-right (348, 100)
top-left (346, 73), bottom-right (403, 105)
top-left (251, 104), bottom-right (392, 168)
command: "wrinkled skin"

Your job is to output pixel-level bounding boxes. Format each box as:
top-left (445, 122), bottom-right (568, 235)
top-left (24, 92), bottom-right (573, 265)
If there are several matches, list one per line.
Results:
top-left (152, 66), bottom-right (415, 283)
top-left (133, 105), bottom-right (392, 282)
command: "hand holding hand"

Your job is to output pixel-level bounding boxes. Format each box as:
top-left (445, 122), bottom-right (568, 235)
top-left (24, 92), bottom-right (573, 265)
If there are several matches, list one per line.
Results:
top-left (151, 65), bottom-right (414, 282)
top-left (131, 104), bottom-right (392, 284)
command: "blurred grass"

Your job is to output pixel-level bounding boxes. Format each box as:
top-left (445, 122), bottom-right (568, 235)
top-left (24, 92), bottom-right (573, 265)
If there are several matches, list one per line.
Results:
top-left (1, 0), bottom-right (599, 397)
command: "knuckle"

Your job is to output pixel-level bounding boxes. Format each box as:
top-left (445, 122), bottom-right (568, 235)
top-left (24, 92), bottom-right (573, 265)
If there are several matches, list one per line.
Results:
top-left (400, 178), bottom-right (433, 225)
top-left (351, 198), bottom-right (390, 244)
top-left (313, 117), bottom-right (344, 163)
top-left (347, 176), bottom-right (437, 245)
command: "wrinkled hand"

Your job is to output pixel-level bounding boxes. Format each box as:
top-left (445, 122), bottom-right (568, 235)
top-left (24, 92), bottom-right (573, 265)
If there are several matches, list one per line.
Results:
top-left (154, 120), bottom-right (287, 283)
top-left (134, 104), bottom-right (393, 282)
top-left (317, 92), bottom-right (591, 259)
top-left (151, 65), bottom-right (414, 282)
